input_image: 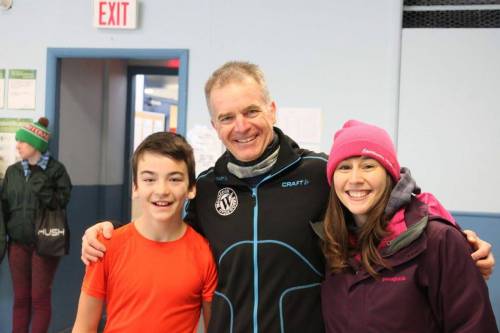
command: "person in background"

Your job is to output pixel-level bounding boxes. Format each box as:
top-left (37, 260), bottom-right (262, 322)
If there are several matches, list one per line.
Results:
top-left (321, 120), bottom-right (498, 332)
top-left (1, 117), bottom-right (72, 333)
top-left (72, 132), bottom-right (217, 333)
top-left (80, 62), bottom-right (495, 332)
top-left (0, 200), bottom-right (5, 264)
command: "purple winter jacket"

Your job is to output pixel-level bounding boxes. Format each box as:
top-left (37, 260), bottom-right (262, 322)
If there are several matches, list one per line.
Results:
top-left (321, 197), bottom-right (498, 333)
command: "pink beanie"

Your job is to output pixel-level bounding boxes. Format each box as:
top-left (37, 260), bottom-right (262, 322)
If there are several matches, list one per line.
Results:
top-left (326, 120), bottom-right (400, 185)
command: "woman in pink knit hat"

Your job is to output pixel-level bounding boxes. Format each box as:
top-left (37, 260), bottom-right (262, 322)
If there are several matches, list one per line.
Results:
top-left (321, 120), bottom-right (497, 332)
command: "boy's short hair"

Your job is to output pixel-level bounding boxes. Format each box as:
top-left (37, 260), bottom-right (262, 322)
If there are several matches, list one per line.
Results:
top-left (132, 132), bottom-right (196, 189)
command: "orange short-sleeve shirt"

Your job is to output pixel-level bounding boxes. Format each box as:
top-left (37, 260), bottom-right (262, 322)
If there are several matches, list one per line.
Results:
top-left (82, 223), bottom-right (217, 333)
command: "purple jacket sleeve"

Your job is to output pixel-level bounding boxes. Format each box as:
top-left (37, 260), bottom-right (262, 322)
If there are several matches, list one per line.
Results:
top-left (421, 221), bottom-right (498, 333)
top-left (417, 192), bottom-right (456, 225)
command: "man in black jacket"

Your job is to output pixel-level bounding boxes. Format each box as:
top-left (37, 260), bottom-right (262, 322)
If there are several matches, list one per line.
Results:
top-left (81, 61), bottom-right (495, 333)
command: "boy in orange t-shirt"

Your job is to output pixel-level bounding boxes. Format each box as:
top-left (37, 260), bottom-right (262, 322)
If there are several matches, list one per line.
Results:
top-left (73, 132), bottom-right (217, 333)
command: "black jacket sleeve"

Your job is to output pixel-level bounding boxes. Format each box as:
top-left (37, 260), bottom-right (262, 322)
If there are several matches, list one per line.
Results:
top-left (29, 161), bottom-right (72, 210)
top-left (0, 199), bottom-right (6, 263)
top-left (1, 175), bottom-right (10, 223)
top-left (184, 196), bottom-right (203, 235)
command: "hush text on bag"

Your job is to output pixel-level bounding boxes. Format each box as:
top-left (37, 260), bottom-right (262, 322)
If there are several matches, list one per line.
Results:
top-left (34, 207), bottom-right (70, 257)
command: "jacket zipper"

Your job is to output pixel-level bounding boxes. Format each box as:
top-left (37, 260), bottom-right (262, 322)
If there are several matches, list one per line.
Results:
top-left (250, 156), bottom-right (302, 333)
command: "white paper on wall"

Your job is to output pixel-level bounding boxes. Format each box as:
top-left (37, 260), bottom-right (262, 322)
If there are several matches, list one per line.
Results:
top-left (0, 70), bottom-right (5, 108)
top-left (7, 69), bottom-right (36, 110)
top-left (277, 107), bottom-right (322, 152)
top-left (187, 125), bottom-right (224, 176)
top-left (133, 111), bottom-right (165, 150)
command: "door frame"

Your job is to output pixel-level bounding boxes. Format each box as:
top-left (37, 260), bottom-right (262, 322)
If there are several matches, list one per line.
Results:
top-left (45, 48), bottom-right (189, 158)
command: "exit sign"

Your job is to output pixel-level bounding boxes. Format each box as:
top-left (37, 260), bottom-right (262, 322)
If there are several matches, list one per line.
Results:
top-left (93, 0), bottom-right (137, 29)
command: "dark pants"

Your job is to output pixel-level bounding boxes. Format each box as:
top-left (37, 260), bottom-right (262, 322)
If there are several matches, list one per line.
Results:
top-left (8, 242), bottom-right (60, 333)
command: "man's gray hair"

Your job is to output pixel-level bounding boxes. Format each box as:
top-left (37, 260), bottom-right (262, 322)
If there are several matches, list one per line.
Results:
top-left (204, 61), bottom-right (271, 113)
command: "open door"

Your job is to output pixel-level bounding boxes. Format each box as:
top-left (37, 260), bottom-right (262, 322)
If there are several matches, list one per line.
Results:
top-left (126, 64), bottom-right (182, 220)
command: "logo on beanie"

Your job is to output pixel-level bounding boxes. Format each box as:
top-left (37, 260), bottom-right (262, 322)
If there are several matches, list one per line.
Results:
top-left (215, 187), bottom-right (238, 216)
top-left (15, 117), bottom-right (51, 153)
top-left (361, 148), bottom-right (395, 168)
top-left (23, 124), bottom-right (49, 142)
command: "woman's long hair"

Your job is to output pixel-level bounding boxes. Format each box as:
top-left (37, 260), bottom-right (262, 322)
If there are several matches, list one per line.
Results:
top-left (322, 174), bottom-right (394, 278)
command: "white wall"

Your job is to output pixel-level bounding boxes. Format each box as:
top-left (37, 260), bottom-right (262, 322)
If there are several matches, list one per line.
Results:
top-left (398, 29), bottom-right (500, 213)
top-left (3, 4), bottom-right (497, 217)
top-left (198, 0), bottom-right (404, 151)
top-left (0, 0), bottom-right (403, 157)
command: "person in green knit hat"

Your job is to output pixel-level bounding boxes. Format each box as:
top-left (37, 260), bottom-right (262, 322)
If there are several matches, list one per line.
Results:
top-left (0, 200), bottom-right (5, 264)
top-left (15, 117), bottom-right (51, 153)
top-left (1, 117), bottom-right (72, 333)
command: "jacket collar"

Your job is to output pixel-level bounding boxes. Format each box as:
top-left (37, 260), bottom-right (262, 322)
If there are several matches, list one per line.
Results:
top-left (380, 197), bottom-right (430, 257)
top-left (347, 195), bottom-right (456, 279)
top-left (21, 151), bottom-right (50, 177)
top-left (343, 198), bottom-right (430, 283)
top-left (213, 127), bottom-right (302, 187)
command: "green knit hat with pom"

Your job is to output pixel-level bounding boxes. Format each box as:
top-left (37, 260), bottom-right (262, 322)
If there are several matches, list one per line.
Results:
top-left (15, 117), bottom-right (50, 152)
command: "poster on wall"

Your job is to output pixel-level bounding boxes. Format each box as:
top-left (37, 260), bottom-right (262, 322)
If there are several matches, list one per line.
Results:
top-left (187, 125), bottom-right (224, 176)
top-left (0, 118), bottom-right (32, 180)
top-left (133, 111), bottom-right (165, 151)
top-left (277, 107), bottom-right (323, 152)
top-left (0, 70), bottom-right (5, 109)
top-left (7, 69), bottom-right (37, 110)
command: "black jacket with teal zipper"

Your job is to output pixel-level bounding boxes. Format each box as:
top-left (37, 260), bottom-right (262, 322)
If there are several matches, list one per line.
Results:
top-left (186, 128), bottom-right (330, 333)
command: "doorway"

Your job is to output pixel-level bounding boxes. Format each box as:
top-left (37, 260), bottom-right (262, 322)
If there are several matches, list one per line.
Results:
top-left (43, 48), bottom-right (188, 331)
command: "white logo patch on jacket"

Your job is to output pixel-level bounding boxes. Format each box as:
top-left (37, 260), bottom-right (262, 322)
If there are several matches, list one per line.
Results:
top-left (215, 187), bottom-right (238, 216)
